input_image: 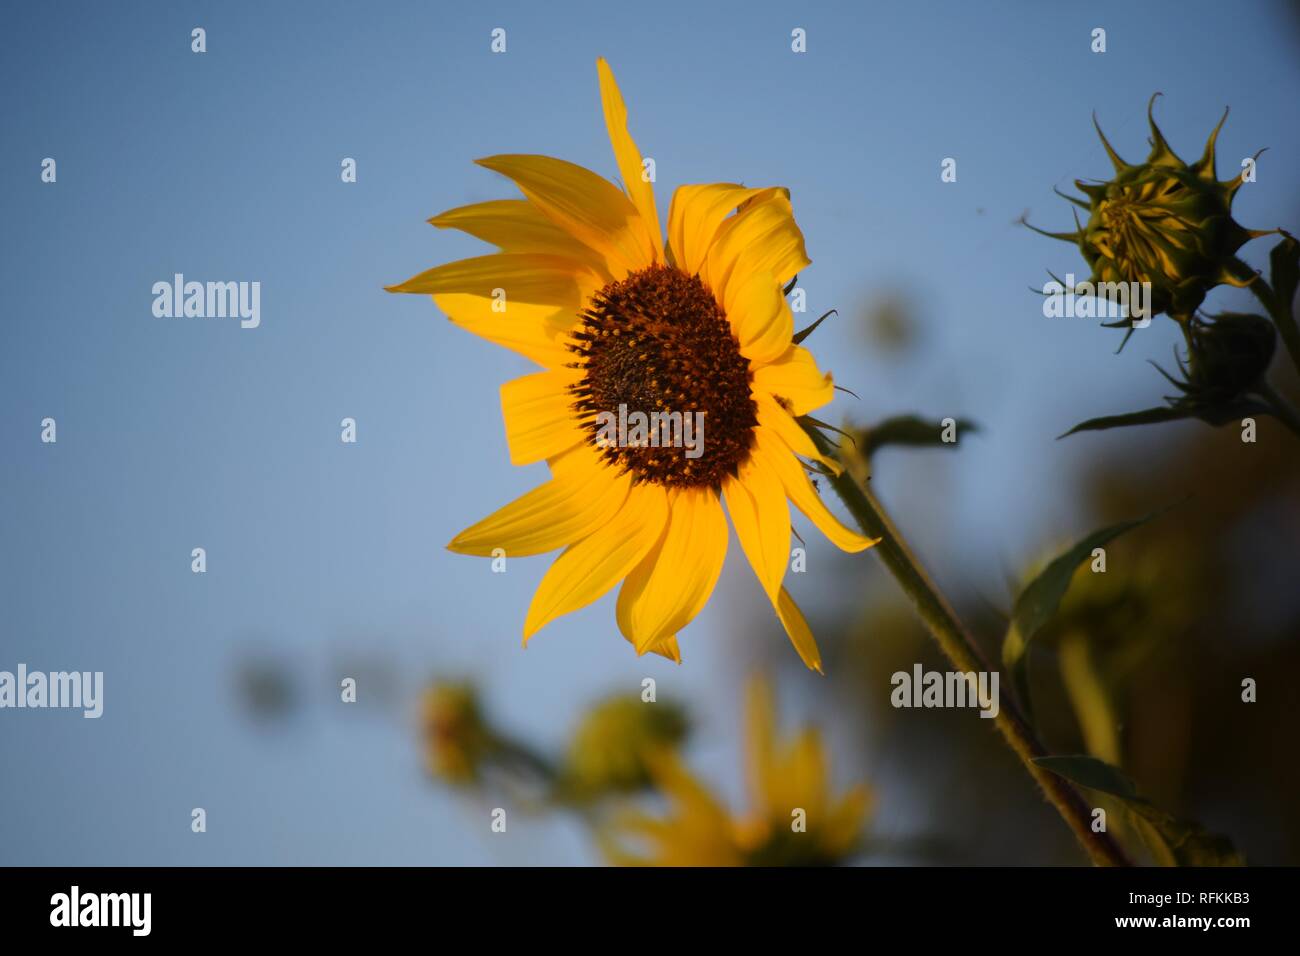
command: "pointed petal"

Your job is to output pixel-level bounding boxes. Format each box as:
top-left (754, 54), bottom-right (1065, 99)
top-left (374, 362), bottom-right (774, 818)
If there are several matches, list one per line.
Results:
top-left (725, 268), bottom-right (794, 365)
top-left (615, 487), bottom-right (729, 654)
top-left (476, 154), bottom-right (655, 277)
top-left (702, 187), bottom-right (810, 306)
top-left (754, 393), bottom-right (842, 475)
top-left (428, 199), bottom-right (613, 282)
top-left (751, 344), bottom-right (835, 415)
top-left (596, 58), bottom-right (663, 263)
top-left (500, 368), bottom-right (585, 465)
top-left (744, 676), bottom-right (780, 809)
top-left (666, 183), bottom-right (767, 277)
top-left (386, 252), bottom-right (586, 301)
top-left (447, 445), bottom-right (631, 557)
top-left (755, 426), bottom-right (876, 553)
top-left (429, 292), bottom-right (576, 367)
top-left (722, 449), bottom-right (790, 603)
top-left (774, 729), bottom-right (830, 819)
top-left (775, 586), bottom-right (822, 673)
top-left (648, 635), bottom-right (682, 663)
top-left (387, 253), bottom-right (585, 367)
top-left (724, 459), bottom-right (827, 672)
top-left (523, 483), bottom-right (669, 641)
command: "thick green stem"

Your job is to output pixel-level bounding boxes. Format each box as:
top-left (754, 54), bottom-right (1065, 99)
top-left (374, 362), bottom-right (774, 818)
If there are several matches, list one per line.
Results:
top-left (807, 426), bottom-right (1132, 867)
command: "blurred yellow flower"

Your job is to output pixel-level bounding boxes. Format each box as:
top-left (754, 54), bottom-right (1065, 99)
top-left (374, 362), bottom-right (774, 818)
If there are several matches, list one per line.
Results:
top-left (421, 682), bottom-right (497, 784)
top-left (561, 695), bottom-right (689, 800)
top-left (602, 677), bottom-right (872, 866)
top-left (388, 59), bottom-right (875, 670)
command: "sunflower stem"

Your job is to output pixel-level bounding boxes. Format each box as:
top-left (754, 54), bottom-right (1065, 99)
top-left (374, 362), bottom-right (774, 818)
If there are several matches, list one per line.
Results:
top-left (1248, 272), bottom-right (1300, 377)
top-left (805, 424), bottom-right (1132, 867)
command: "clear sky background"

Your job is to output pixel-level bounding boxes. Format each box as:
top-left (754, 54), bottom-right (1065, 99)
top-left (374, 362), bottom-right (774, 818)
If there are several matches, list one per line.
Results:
top-left (3, 0), bottom-right (1298, 864)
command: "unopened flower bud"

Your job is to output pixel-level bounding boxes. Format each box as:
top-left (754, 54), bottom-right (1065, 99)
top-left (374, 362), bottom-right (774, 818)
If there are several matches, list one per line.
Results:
top-left (1031, 95), bottom-right (1276, 324)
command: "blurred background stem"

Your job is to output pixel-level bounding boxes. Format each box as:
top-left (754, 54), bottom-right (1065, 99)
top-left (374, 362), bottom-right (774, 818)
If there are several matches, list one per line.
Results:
top-left (1256, 380), bottom-right (1300, 438)
top-left (807, 425), bottom-right (1133, 866)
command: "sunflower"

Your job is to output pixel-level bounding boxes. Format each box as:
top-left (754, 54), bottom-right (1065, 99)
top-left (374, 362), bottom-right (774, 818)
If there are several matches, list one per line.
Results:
top-left (599, 676), bottom-right (872, 866)
top-left (388, 59), bottom-right (876, 670)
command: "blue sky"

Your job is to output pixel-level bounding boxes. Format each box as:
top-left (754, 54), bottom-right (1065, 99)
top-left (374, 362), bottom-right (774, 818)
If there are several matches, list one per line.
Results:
top-left (2, 0), bottom-right (1297, 864)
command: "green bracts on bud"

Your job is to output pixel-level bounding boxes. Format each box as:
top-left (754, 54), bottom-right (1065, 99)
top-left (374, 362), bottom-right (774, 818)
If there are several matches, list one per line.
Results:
top-left (1178, 312), bottom-right (1276, 405)
top-left (1031, 94), bottom-right (1276, 323)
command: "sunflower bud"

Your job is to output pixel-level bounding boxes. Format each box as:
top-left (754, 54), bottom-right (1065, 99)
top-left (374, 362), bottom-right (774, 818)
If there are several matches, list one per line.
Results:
top-left (421, 681), bottom-right (498, 785)
top-left (561, 695), bottom-right (688, 799)
top-left (1032, 95), bottom-right (1275, 323)
top-left (1182, 312), bottom-right (1276, 404)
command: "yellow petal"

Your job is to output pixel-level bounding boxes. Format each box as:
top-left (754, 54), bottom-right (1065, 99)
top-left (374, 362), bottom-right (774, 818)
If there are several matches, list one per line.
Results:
top-left (702, 187), bottom-right (810, 306)
top-left (648, 635), bottom-right (682, 663)
top-left (476, 154), bottom-right (654, 278)
top-left (823, 785), bottom-right (873, 855)
top-left (500, 368), bottom-right (585, 465)
top-left (725, 468), bottom-right (822, 672)
top-left (430, 292), bottom-right (576, 368)
top-left (751, 344), bottom-right (834, 415)
top-left (429, 199), bottom-right (613, 282)
top-left (775, 586), bottom-right (822, 673)
top-left (754, 393), bottom-right (841, 476)
top-left (386, 253), bottom-right (584, 367)
top-left (523, 483), bottom-right (669, 641)
top-left (724, 269), bottom-right (794, 366)
top-left (596, 59), bottom-right (663, 264)
top-left (743, 678), bottom-right (830, 818)
top-left (386, 251), bottom-right (584, 302)
top-left (646, 750), bottom-right (734, 830)
top-left (755, 427), bottom-right (876, 553)
top-left (616, 487), bottom-right (728, 654)
top-left (665, 183), bottom-right (766, 277)
top-left (763, 728), bottom-right (830, 820)
top-left (722, 451), bottom-right (790, 603)
top-left (447, 445), bottom-right (631, 557)
top-left (630, 750), bottom-right (743, 865)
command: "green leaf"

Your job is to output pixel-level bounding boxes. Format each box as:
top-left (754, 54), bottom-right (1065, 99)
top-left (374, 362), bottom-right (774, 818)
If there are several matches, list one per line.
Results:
top-left (1034, 755), bottom-right (1243, 866)
top-left (1001, 514), bottom-right (1157, 714)
top-left (1059, 405), bottom-right (1191, 438)
top-left (1012, 516), bottom-right (1153, 640)
top-left (860, 415), bottom-right (978, 456)
top-left (1032, 755), bottom-right (1138, 799)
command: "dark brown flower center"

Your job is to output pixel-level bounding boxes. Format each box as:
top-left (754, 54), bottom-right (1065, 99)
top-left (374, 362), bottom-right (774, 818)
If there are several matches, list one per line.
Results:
top-left (568, 264), bottom-right (757, 488)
